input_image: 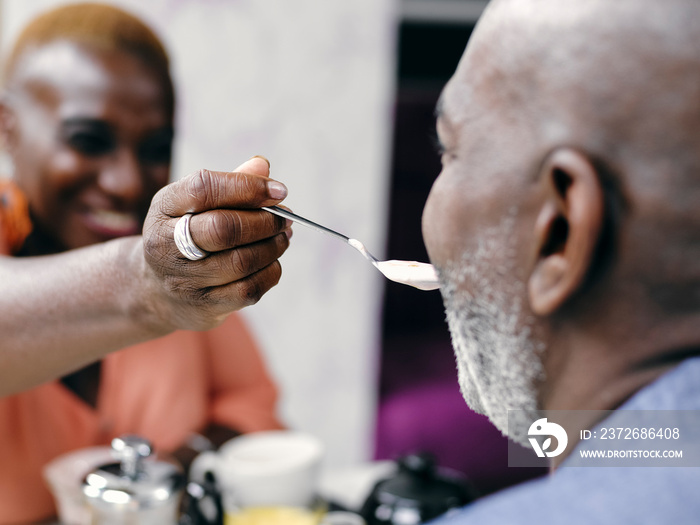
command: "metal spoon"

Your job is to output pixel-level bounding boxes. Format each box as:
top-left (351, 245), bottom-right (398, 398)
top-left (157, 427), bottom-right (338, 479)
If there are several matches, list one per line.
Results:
top-left (262, 205), bottom-right (439, 291)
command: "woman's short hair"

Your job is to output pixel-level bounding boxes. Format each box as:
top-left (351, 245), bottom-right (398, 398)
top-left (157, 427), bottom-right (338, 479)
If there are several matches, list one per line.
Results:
top-left (3, 2), bottom-right (174, 112)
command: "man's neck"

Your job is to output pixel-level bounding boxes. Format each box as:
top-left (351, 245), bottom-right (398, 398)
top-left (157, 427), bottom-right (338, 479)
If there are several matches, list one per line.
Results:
top-left (540, 325), bottom-right (700, 468)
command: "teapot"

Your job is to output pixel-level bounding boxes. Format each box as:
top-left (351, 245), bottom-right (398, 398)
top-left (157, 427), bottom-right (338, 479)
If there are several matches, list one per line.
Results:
top-left (359, 453), bottom-right (477, 525)
top-left (82, 435), bottom-right (186, 525)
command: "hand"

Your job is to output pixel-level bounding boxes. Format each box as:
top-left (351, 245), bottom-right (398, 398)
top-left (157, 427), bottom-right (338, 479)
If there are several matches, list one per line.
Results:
top-left (141, 156), bottom-right (291, 331)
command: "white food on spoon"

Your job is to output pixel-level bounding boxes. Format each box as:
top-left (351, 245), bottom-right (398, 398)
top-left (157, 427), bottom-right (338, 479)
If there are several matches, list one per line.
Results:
top-left (375, 260), bottom-right (440, 291)
top-left (348, 238), bottom-right (439, 291)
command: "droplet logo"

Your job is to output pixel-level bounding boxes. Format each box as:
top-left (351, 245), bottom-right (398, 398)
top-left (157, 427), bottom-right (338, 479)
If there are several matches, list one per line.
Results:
top-left (528, 418), bottom-right (568, 458)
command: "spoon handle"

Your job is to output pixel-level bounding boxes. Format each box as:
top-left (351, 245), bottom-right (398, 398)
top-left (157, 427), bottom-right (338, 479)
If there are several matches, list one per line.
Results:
top-left (262, 206), bottom-right (351, 244)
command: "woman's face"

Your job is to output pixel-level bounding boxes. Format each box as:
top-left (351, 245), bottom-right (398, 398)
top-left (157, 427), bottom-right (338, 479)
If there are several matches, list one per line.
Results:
top-left (4, 40), bottom-right (173, 251)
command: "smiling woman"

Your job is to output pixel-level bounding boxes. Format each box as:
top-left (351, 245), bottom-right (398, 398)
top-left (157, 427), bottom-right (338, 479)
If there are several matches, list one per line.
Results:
top-left (3, 16), bottom-right (174, 252)
top-left (0, 4), bottom-right (286, 523)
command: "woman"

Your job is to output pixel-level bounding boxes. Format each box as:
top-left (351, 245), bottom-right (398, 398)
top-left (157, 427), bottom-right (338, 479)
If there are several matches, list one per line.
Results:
top-left (0, 4), bottom-right (287, 522)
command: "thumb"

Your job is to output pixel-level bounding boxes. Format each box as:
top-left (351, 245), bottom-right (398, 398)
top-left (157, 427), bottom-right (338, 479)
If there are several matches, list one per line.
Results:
top-left (233, 155), bottom-right (271, 178)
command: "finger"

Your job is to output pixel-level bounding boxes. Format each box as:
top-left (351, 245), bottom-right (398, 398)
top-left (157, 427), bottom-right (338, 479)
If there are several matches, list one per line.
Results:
top-left (187, 209), bottom-right (291, 253)
top-left (156, 167), bottom-right (287, 216)
top-left (197, 260), bottom-right (284, 309)
top-left (181, 232), bottom-right (290, 288)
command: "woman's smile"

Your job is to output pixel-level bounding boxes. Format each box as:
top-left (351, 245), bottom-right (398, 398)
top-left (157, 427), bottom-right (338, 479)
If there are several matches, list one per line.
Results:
top-left (79, 207), bottom-right (142, 238)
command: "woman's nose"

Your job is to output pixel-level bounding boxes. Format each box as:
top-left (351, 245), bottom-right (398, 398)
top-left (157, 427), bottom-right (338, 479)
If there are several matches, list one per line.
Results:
top-left (97, 148), bottom-right (144, 202)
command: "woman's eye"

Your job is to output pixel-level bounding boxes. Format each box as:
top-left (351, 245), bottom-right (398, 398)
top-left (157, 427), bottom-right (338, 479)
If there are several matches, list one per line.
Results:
top-left (139, 132), bottom-right (173, 165)
top-left (139, 142), bottom-right (171, 165)
top-left (66, 132), bottom-right (114, 156)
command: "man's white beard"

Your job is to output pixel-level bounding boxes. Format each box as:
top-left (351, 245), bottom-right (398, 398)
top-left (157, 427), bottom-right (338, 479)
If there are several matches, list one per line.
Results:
top-left (438, 211), bottom-right (545, 446)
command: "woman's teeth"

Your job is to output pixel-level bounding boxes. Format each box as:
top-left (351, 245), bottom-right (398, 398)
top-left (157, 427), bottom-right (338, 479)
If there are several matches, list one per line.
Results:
top-left (87, 209), bottom-right (140, 233)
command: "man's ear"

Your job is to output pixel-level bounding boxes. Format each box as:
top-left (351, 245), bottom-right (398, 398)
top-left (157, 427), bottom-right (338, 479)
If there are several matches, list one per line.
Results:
top-left (528, 148), bottom-right (604, 315)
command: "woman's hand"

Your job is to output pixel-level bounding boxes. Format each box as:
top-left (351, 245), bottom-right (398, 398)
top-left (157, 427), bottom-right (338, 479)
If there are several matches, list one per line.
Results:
top-left (140, 156), bottom-right (291, 332)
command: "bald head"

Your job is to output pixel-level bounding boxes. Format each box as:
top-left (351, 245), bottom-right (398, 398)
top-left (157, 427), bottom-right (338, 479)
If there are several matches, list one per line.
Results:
top-left (478, 0), bottom-right (700, 178)
top-left (441, 0), bottom-right (700, 297)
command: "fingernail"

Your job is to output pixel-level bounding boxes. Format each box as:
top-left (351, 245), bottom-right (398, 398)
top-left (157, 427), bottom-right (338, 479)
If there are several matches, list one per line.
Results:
top-left (267, 180), bottom-right (288, 200)
top-left (250, 155), bottom-right (271, 168)
top-left (285, 228), bottom-right (293, 241)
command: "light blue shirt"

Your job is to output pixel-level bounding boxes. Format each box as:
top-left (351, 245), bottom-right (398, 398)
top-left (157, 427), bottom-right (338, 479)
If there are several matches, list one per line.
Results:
top-left (432, 357), bottom-right (700, 525)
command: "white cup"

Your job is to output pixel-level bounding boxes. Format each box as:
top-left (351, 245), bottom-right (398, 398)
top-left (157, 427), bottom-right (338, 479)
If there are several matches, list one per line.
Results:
top-left (190, 430), bottom-right (324, 513)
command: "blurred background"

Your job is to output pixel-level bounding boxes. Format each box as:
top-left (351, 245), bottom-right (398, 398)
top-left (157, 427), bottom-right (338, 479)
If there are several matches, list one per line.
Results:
top-left (1, 0), bottom-right (542, 493)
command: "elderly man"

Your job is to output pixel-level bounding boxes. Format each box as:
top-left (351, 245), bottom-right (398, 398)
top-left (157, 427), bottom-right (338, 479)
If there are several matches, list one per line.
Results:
top-left (421, 0), bottom-right (700, 522)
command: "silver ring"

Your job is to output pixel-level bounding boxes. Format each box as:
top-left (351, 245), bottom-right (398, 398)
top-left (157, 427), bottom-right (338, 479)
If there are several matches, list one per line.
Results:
top-left (174, 213), bottom-right (208, 261)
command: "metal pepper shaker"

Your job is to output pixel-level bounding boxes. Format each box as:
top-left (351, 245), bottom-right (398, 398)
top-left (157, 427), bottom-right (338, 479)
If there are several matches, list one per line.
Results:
top-left (82, 435), bottom-right (185, 525)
